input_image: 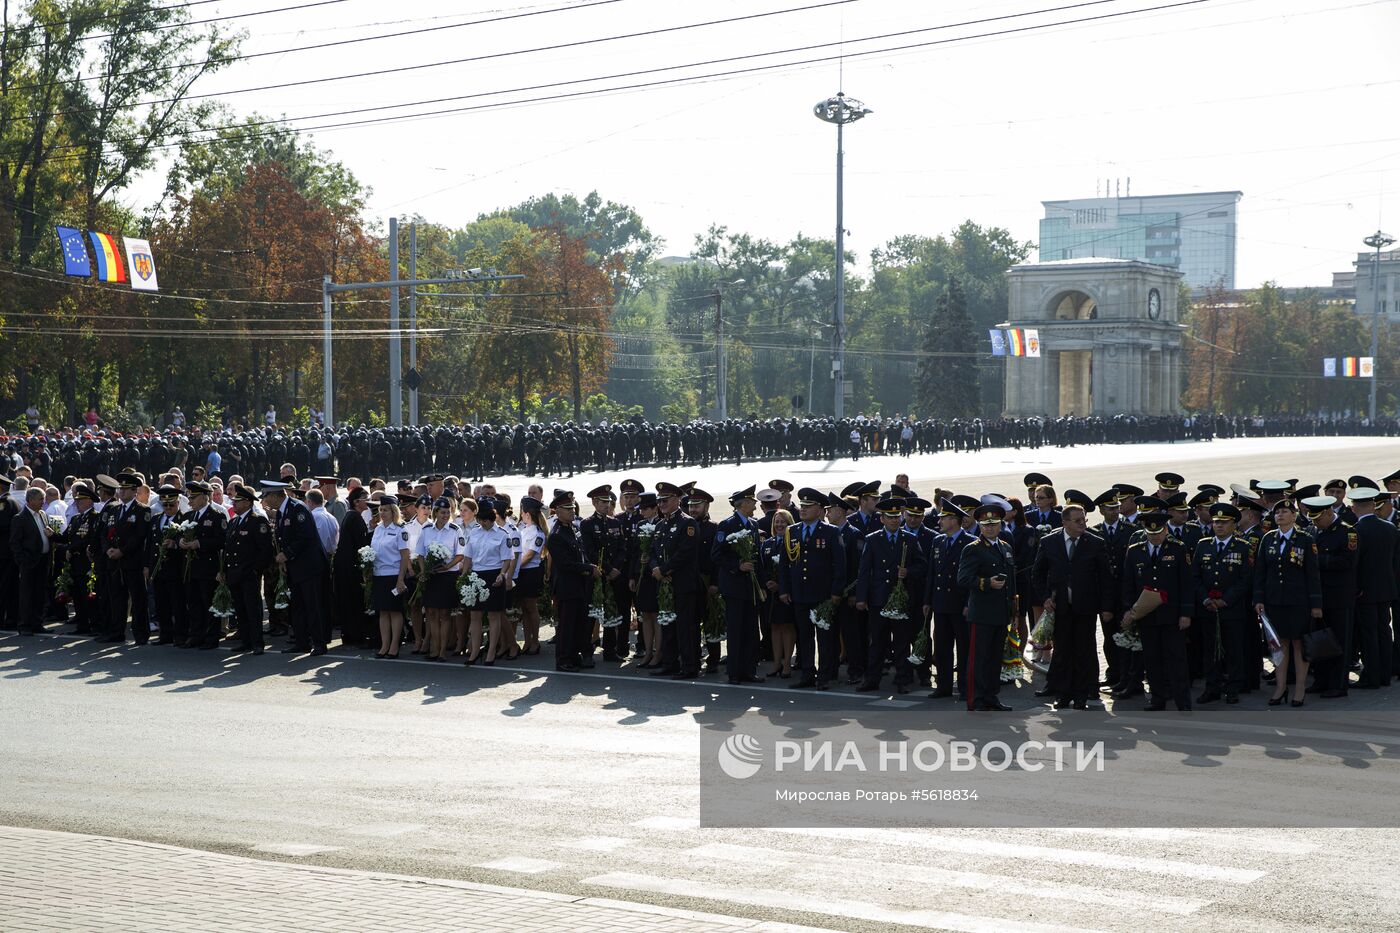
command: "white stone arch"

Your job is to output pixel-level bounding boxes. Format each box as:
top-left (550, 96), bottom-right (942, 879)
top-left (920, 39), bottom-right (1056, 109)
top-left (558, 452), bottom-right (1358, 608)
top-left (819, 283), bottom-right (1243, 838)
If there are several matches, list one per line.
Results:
top-left (1043, 284), bottom-right (1104, 321)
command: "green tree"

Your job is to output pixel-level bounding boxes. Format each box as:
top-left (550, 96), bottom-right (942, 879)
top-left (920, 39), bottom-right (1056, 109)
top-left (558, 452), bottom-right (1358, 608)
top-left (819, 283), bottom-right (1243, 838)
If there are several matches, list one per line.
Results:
top-left (916, 277), bottom-right (979, 418)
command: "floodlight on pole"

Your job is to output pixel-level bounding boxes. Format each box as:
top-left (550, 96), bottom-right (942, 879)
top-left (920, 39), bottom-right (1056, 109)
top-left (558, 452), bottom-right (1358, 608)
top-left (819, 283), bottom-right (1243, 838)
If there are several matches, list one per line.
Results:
top-left (813, 92), bottom-right (872, 420)
top-left (1364, 229), bottom-right (1395, 423)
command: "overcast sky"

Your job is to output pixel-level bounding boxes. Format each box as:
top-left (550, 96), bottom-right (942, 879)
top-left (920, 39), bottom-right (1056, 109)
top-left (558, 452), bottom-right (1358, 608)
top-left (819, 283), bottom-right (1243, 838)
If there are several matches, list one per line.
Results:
top-left (134, 0), bottom-right (1400, 286)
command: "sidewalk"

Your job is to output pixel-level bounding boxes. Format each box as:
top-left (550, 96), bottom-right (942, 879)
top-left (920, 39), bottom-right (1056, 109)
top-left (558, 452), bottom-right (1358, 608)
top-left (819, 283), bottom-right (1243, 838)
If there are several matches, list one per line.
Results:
top-left (0, 826), bottom-right (831, 933)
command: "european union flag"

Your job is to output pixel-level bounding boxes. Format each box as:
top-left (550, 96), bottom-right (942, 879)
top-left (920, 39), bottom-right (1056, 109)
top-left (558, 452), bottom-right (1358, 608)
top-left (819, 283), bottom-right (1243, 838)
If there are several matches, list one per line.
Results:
top-left (56, 226), bottom-right (91, 277)
top-left (988, 328), bottom-right (1008, 357)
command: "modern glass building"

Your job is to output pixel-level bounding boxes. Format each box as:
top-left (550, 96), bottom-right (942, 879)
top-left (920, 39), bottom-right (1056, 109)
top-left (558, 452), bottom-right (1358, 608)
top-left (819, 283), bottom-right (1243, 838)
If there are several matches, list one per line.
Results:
top-left (1038, 190), bottom-right (1241, 292)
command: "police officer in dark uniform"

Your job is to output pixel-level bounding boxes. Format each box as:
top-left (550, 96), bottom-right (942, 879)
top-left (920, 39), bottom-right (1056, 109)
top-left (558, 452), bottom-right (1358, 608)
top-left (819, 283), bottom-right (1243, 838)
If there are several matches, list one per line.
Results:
top-left (825, 491), bottom-right (865, 684)
top-left (1122, 509), bottom-right (1192, 711)
top-left (0, 474), bottom-right (19, 631)
top-left (1350, 486), bottom-right (1399, 689)
top-left (183, 480), bottom-right (228, 649)
top-left (778, 487), bottom-right (847, 690)
top-left (649, 481), bottom-right (702, 678)
top-left (61, 483), bottom-right (100, 634)
top-left (101, 472), bottom-right (151, 644)
top-left (1192, 503), bottom-right (1255, 704)
top-left (712, 486), bottom-right (765, 685)
top-left (261, 480), bottom-right (329, 656)
top-left (1253, 498), bottom-right (1323, 706)
top-left (219, 486), bottom-right (268, 653)
top-left (146, 484), bottom-right (188, 645)
top-left (1093, 488), bottom-right (1133, 692)
top-left (549, 493), bottom-right (596, 673)
top-left (686, 487), bottom-right (721, 673)
top-left (1303, 494), bottom-right (1356, 698)
top-left (854, 496), bottom-right (927, 695)
top-left (921, 499), bottom-right (973, 700)
top-left (957, 501), bottom-right (1017, 711)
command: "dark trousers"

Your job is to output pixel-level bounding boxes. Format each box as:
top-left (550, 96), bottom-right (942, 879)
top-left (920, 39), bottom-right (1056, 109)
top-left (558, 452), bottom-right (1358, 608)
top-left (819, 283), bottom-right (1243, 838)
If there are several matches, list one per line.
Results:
top-left (334, 567), bottom-right (369, 644)
top-left (152, 575), bottom-right (188, 643)
top-left (231, 577), bottom-right (264, 651)
top-left (1100, 613), bottom-right (1124, 684)
top-left (603, 580), bottom-right (631, 658)
top-left (660, 591), bottom-right (700, 674)
top-left (1046, 611), bottom-right (1099, 700)
top-left (107, 567), bottom-right (149, 642)
top-left (863, 609), bottom-right (911, 685)
top-left (555, 596), bottom-right (586, 667)
top-left (839, 601), bottom-right (866, 680)
top-left (1202, 613), bottom-right (1250, 694)
top-left (264, 572), bottom-right (288, 634)
top-left (186, 576), bottom-right (218, 646)
top-left (0, 557), bottom-right (17, 628)
top-left (966, 622), bottom-right (1004, 709)
top-left (16, 558), bottom-right (49, 633)
top-left (1313, 606), bottom-right (1353, 693)
top-left (932, 610), bottom-right (968, 695)
top-left (1354, 602), bottom-right (1393, 688)
top-left (289, 574), bottom-right (327, 649)
top-left (1142, 622), bottom-right (1191, 709)
top-left (724, 595), bottom-right (759, 681)
top-left (791, 601), bottom-right (825, 683)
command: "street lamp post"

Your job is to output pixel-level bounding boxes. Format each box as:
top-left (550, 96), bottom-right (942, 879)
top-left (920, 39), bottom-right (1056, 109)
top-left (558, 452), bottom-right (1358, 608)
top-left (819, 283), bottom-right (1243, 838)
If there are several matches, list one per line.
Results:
top-left (714, 278), bottom-right (744, 421)
top-left (814, 92), bottom-right (872, 421)
top-left (1365, 229), bottom-right (1395, 423)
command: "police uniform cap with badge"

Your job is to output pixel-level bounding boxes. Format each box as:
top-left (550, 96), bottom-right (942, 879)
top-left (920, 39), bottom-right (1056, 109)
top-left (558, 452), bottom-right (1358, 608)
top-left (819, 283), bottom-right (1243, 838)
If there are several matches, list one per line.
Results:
top-left (1023, 472), bottom-right (1052, 497)
top-left (729, 484), bottom-right (757, 506)
top-left (587, 484), bottom-right (616, 503)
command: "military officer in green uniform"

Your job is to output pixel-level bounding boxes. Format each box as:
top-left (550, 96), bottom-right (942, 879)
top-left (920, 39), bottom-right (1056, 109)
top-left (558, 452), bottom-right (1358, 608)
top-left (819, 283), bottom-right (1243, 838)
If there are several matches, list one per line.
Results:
top-left (1122, 510), bottom-right (1193, 711)
top-left (956, 501), bottom-right (1017, 711)
top-left (1192, 503), bottom-right (1255, 704)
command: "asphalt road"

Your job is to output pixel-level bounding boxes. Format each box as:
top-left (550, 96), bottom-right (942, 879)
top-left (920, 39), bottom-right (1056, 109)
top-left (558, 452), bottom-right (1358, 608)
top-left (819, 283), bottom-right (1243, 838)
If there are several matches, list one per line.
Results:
top-left (6, 437), bottom-right (1400, 932)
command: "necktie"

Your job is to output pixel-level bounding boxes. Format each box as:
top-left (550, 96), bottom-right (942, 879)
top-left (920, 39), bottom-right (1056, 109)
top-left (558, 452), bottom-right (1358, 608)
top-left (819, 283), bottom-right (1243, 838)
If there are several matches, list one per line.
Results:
top-left (1149, 545), bottom-right (1157, 561)
top-left (1068, 536), bottom-right (1078, 560)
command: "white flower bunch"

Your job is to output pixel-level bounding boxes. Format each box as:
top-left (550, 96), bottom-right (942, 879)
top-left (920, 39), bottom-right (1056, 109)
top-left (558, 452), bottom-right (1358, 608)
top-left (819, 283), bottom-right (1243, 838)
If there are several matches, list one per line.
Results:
top-left (170, 520), bottom-right (198, 535)
top-left (588, 604), bottom-right (606, 624)
top-left (458, 571), bottom-right (490, 607)
top-left (724, 530), bottom-right (749, 545)
top-left (357, 545), bottom-right (375, 566)
top-left (636, 523), bottom-right (656, 540)
top-left (426, 543), bottom-right (452, 563)
top-left (879, 604), bottom-right (909, 620)
top-left (656, 610), bottom-right (676, 626)
top-left (46, 515), bottom-right (64, 534)
top-left (810, 608), bottom-right (831, 632)
top-left (602, 614), bottom-right (625, 629)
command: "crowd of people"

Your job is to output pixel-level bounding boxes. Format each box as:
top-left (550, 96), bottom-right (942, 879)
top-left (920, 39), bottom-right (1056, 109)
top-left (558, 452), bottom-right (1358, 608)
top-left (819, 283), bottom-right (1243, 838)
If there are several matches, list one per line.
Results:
top-left (6, 412), bottom-right (1399, 486)
top-left (3, 449), bottom-right (1398, 711)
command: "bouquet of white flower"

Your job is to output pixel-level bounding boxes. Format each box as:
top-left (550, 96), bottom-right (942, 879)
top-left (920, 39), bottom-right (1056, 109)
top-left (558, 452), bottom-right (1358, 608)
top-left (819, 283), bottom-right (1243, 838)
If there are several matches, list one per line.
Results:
top-left (152, 519), bottom-right (195, 578)
top-left (812, 581), bottom-right (855, 632)
top-left (724, 529), bottom-right (764, 603)
top-left (272, 567), bottom-right (291, 610)
top-left (412, 542), bottom-right (451, 605)
top-left (589, 565), bottom-right (623, 627)
top-left (209, 557), bottom-right (235, 620)
top-left (879, 541), bottom-right (911, 620)
top-left (657, 577), bottom-right (676, 626)
top-left (908, 625), bottom-right (931, 666)
top-left (704, 591), bottom-right (725, 642)
top-left (1030, 607), bottom-right (1055, 650)
top-left (458, 570), bottom-right (491, 608)
top-left (45, 515), bottom-right (64, 535)
top-left (1113, 616), bottom-right (1143, 652)
top-left (358, 545), bottom-right (376, 615)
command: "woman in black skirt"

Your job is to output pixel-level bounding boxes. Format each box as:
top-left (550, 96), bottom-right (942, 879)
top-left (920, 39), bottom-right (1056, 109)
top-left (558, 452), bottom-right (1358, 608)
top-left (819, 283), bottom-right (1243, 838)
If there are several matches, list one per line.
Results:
top-left (762, 509), bottom-right (796, 677)
top-left (369, 497), bottom-right (411, 658)
top-left (415, 498), bottom-right (467, 662)
top-left (515, 497), bottom-right (549, 656)
top-left (631, 493), bottom-right (661, 667)
top-left (1253, 499), bottom-right (1323, 707)
top-left (464, 503), bottom-right (516, 665)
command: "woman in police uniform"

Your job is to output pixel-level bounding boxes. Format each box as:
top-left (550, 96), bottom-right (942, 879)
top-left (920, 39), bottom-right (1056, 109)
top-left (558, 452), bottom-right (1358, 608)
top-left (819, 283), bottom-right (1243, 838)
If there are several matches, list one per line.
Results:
top-left (1253, 499), bottom-right (1323, 706)
top-left (416, 498), bottom-right (466, 662)
top-left (369, 497), bottom-right (410, 659)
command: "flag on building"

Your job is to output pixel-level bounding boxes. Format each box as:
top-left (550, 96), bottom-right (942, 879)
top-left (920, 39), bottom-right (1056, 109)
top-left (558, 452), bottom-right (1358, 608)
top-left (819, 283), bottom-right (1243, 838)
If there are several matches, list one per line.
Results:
top-left (122, 236), bottom-right (159, 292)
top-left (1323, 358), bottom-right (1337, 378)
top-left (1360, 357), bottom-right (1374, 378)
top-left (1343, 357), bottom-right (1359, 377)
top-left (1024, 328), bottom-right (1041, 358)
top-left (1007, 328), bottom-right (1026, 357)
top-left (55, 226), bottom-right (91, 277)
top-left (88, 231), bottom-right (126, 283)
top-left (989, 329), bottom-right (1007, 356)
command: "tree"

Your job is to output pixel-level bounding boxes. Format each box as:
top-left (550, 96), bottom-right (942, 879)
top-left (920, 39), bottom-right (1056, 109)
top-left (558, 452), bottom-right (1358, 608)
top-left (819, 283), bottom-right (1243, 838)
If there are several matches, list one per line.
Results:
top-left (916, 277), bottom-right (979, 418)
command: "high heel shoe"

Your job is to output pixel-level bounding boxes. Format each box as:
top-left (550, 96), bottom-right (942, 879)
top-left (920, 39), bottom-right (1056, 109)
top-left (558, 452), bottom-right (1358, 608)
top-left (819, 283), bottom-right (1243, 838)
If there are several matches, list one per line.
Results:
top-left (375, 651), bottom-right (387, 659)
top-left (1267, 693), bottom-right (1285, 706)
top-left (1291, 698), bottom-right (1305, 708)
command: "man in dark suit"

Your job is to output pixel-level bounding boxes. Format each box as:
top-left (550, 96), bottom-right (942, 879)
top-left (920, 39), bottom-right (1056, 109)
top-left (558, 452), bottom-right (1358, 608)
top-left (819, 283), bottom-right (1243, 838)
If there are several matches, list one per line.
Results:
top-left (9, 488), bottom-right (53, 635)
top-left (1033, 491), bottom-right (1113, 709)
top-left (101, 472), bottom-right (151, 644)
top-left (182, 481), bottom-right (227, 650)
top-left (145, 485), bottom-right (188, 645)
top-left (778, 487), bottom-right (847, 690)
top-left (855, 497), bottom-right (927, 695)
top-left (1192, 503), bottom-right (1256, 704)
top-left (711, 486), bottom-right (765, 685)
top-left (957, 502), bottom-right (1018, 711)
top-left (224, 485), bottom-right (275, 654)
top-left (0, 474), bottom-right (20, 631)
top-left (261, 480), bottom-right (329, 656)
top-left (1122, 510), bottom-right (1193, 711)
top-left (549, 493), bottom-right (597, 673)
top-left (60, 483), bottom-right (101, 634)
top-left (921, 499), bottom-right (974, 699)
top-left (331, 487), bottom-right (373, 647)
top-left (650, 481), bottom-right (701, 678)
top-left (1350, 488), bottom-right (1398, 689)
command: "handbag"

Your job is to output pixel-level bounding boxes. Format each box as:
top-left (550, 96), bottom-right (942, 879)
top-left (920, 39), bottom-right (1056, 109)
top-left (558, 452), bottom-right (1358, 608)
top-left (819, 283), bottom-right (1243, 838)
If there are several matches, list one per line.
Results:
top-left (1302, 624), bottom-right (1342, 662)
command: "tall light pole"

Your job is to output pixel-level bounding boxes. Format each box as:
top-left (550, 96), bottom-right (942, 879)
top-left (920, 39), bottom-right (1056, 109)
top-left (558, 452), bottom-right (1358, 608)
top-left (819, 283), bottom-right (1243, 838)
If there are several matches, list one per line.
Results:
top-left (388, 216), bottom-right (402, 427)
top-left (814, 92), bottom-right (872, 420)
top-left (714, 277), bottom-right (744, 420)
top-left (1365, 229), bottom-right (1395, 423)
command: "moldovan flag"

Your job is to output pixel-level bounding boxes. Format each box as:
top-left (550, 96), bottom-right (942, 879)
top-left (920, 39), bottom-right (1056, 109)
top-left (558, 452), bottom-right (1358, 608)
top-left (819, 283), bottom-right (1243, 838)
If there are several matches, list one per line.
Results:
top-left (1323, 358), bottom-right (1337, 378)
top-left (1360, 357), bottom-right (1374, 378)
top-left (989, 329), bottom-right (1008, 356)
top-left (1343, 357), bottom-right (1359, 377)
top-left (1007, 328), bottom-right (1026, 357)
top-left (88, 231), bottom-right (126, 283)
top-left (1024, 328), bottom-right (1041, 358)
top-left (123, 236), bottom-right (159, 291)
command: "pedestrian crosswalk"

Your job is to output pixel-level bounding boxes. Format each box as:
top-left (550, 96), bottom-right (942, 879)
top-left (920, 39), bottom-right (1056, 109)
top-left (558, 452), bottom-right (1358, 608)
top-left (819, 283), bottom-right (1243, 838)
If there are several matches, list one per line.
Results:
top-left (458, 813), bottom-right (1311, 932)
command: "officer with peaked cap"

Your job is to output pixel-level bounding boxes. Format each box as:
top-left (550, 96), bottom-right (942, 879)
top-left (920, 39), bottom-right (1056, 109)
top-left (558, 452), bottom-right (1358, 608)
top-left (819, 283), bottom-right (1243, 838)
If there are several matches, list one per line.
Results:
top-left (1347, 487), bottom-right (1396, 689)
top-left (99, 471), bottom-right (151, 644)
top-left (183, 480), bottom-right (228, 650)
top-left (711, 485), bottom-right (766, 684)
top-left (1122, 509), bottom-right (1193, 711)
top-left (921, 498), bottom-right (974, 700)
top-left (649, 481), bottom-right (703, 679)
top-left (260, 479), bottom-right (330, 656)
top-left (1192, 502), bottom-right (1255, 705)
top-left (957, 502), bottom-right (1016, 711)
top-left (1092, 488), bottom-right (1135, 693)
top-left (779, 487), bottom-right (847, 689)
top-left (146, 484), bottom-right (188, 645)
top-left (1252, 497), bottom-right (1323, 706)
top-left (855, 496), bottom-right (927, 695)
top-left (225, 485), bottom-right (275, 654)
top-left (1302, 494), bottom-right (1357, 698)
top-left (825, 491), bottom-right (866, 684)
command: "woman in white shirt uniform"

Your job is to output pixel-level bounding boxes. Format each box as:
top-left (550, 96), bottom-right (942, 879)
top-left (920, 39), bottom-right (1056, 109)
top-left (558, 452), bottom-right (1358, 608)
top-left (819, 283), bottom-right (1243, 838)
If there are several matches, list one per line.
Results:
top-left (515, 496), bottom-right (549, 657)
top-left (464, 502), bottom-right (516, 666)
top-left (416, 498), bottom-right (466, 662)
top-left (369, 497), bottom-right (411, 659)
top-left (449, 497), bottom-right (480, 656)
top-left (405, 494), bottom-right (432, 654)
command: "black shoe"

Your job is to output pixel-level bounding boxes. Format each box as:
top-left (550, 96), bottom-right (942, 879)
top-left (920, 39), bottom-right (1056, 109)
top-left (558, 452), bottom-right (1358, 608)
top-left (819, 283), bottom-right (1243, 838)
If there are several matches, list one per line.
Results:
top-left (855, 680), bottom-right (879, 692)
top-left (817, 681), bottom-right (831, 691)
top-left (602, 652), bottom-right (620, 662)
top-left (975, 701), bottom-right (1013, 711)
top-left (1224, 693), bottom-right (1240, 704)
top-left (1291, 698), bottom-right (1304, 708)
top-left (650, 667), bottom-right (678, 677)
top-left (253, 648), bottom-right (265, 655)
top-left (727, 678), bottom-right (741, 685)
top-left (1033, 686), bottom-right (1055, 697)
top-left (1143, 701), bottom-right (1168, 711)
top-left (1113, 685), bottom-right (1145, 699)
top-left (557, 663), bottom-right (580, 672)
top-left (578, 658), bottom-right (596, 670)
top-left (1195, 691), bottom-right (1221, 704)
top-left (739, 675), bottom-right (765, 684)
top-left (310, 646), bottom-right (327, 657)
top-left (197, 644), bottom-right (217, 651)
top-left (280, 646), bottom-right (302, 654)
top-left (790, 679), bottom-right (817, 689)
top-left (928, 689), bottom-right (953, 699)
top-left (893, 682), bottom-right (910, 695)
top-left (1053, 697), bottom-right (1075, 709)
top-left (1321, 688), bottom-right (1348, 698)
